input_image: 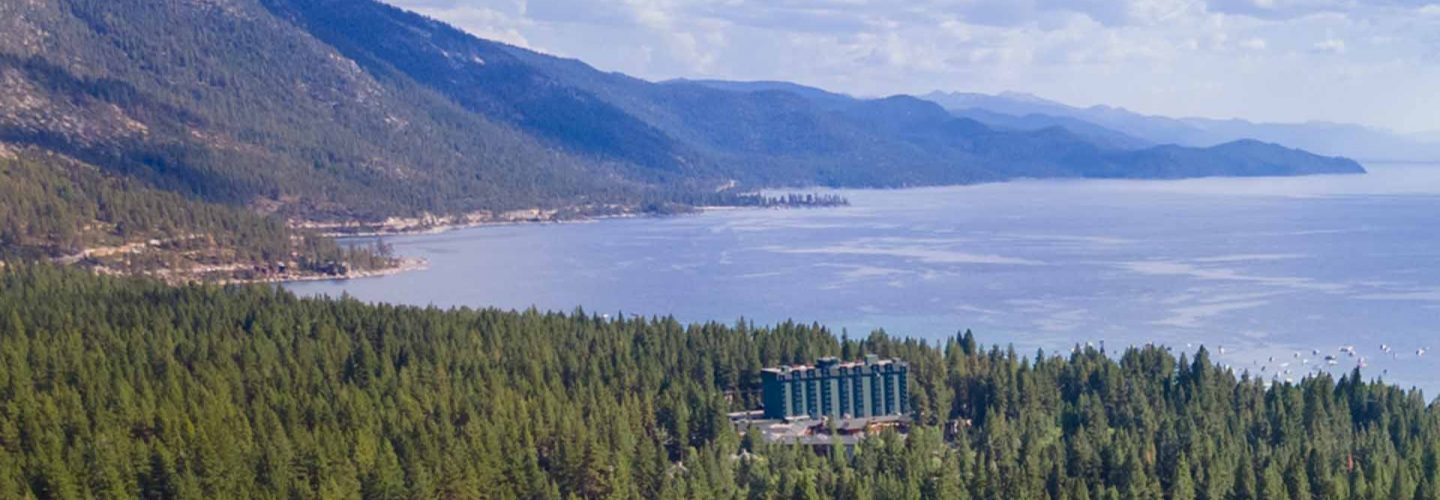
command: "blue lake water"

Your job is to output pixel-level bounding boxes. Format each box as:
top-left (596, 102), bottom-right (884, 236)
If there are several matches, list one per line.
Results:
top-left (288, 164), bottom-right (1440, 395)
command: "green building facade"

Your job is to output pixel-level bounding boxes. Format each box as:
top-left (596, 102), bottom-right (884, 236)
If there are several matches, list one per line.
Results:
top-left (760, 354), bottom-right (909, 420)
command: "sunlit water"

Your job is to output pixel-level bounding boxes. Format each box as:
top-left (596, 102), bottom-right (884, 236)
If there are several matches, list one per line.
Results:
top-left (288, 164), bottom-right (1440, 395)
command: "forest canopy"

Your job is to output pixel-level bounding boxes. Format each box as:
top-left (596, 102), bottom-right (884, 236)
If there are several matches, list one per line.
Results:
top-left (0, 265), bottom-right (1435, 499)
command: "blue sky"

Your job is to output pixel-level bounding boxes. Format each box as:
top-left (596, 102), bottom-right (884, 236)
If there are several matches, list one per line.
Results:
top-left (386, 0), bottom-right (1440, 133)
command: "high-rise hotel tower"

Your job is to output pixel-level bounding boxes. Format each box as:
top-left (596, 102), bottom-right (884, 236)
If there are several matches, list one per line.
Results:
top-left (760, 354), bottom-right (908, 420)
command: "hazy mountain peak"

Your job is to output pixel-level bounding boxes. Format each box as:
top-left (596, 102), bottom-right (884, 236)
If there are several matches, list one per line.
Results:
top-left (996, 91), bottom-right (1057, 104)
top-left (921, 90), bottom-right (1440, 161)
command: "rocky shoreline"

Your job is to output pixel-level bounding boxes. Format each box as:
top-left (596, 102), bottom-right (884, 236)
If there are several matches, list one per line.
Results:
top-left (294, 193), bottom-right (847, 238)
top-left (295, 205), bottom-right (660, 238)
top-left (224, 256), bottom-right (430, 285)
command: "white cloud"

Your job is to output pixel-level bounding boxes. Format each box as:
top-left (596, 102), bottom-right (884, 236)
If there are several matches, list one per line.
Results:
top-left (1239, 36), bottom-right (1268, 49)
top-left (1313, 36), bottom-right (1347, 54)
top-left (404, 3), bottom-right (533, 47)
top-left (384, 0), bottom-right (1440, 132)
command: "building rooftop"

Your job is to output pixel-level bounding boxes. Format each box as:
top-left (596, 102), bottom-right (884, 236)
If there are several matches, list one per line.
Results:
top-left (760, 354), bottom-right (906, 375)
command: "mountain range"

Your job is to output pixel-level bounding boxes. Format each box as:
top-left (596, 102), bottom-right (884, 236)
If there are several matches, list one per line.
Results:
top-left (923, 91), bottom-right (1440, 162)
top-left (0, 0), bottom-right (1365, 229)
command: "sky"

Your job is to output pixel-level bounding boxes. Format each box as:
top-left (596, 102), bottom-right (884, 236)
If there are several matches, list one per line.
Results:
top-left (385, 0), bottom-right (1440, 133)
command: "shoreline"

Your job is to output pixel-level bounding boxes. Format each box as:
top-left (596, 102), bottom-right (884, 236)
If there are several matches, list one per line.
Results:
top-left (311, 204), bottom-right (781, 239)
top-left (315, 211), bottom-right (652, 239)
top-left (42, 204), bottom-right (829, 287)
top-left (295, 203), bottom-right (671, 239)
top-left (231, 256), bottom-right (430, 285)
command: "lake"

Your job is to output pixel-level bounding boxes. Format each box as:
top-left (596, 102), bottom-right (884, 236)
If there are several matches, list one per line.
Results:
top-left (288, 164), bottom-right (1440, 395)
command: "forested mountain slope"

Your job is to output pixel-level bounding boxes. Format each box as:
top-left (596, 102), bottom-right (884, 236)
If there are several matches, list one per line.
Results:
top-left (0, 265), bottom-right (1436, 498)
top-left (0, 0), bottom-right (1364, 227)
top-left (0, 0), bottom-right (645, 220)
top-left (0, 144), bottom-right (392, 280)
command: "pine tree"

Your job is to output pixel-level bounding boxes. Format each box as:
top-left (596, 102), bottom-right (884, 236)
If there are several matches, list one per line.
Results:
top-left (361, 440), bottom-right (407, 500)
top-left (1171, 457), bottom-right (1196, 500)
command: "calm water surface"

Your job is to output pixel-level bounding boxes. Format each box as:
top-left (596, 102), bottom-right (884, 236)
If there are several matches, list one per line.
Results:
top-left (289, 164), bottom-right (1440, 394)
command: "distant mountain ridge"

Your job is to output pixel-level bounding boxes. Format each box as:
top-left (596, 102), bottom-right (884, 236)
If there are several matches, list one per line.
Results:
top-left (0, 0), bottom-right (1365, 226)
top-left (922, 91), bottom-right (1440, 162)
